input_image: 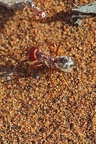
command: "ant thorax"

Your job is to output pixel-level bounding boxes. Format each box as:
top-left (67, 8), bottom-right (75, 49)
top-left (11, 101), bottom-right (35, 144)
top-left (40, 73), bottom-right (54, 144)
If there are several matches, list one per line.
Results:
top-left (54, 56), bottom-right (74, 72)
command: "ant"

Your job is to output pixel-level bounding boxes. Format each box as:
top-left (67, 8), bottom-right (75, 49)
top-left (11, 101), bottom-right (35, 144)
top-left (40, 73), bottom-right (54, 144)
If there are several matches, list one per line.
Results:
top-left (27, 46), bottom-right (74, 72)
top-left (24, 44), bottom-right (74, 90)
top-left (23, 1), bottom-right (46, 19)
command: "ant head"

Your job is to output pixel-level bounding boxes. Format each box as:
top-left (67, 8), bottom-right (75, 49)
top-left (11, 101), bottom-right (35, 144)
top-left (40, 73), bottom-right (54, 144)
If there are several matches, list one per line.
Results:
top-left (38, 11), bottom-right (46, 19)
top-left (54, 56), bottom-right (74, 72)
top-left (27, 47), bottom-right (39, 61)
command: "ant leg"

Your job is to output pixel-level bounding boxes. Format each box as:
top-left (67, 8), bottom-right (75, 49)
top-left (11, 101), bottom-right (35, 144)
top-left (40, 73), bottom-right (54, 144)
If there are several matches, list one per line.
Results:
top-left (55, 42), bottom-right (62, 56)
top-left (47, 41), bottom-right (62, 57)
top-left (45, 40), bottom-right (54, 57)
top-left (62, 73), bottom-right (72, 91)
top-left (47, 66), bottom-right (55, 97)
top-left (39, 46), bottom-right (44, 53)
top-left (29, 63), bottom-right (43, 79)
top-left (29, 63), bottom-right (43, 69)
top-left (48, 66), bottom-right (53, 88)
top-left (22, 2), bottom-right (36, 20)
top-left (22, 2), bottom-right (28, 11)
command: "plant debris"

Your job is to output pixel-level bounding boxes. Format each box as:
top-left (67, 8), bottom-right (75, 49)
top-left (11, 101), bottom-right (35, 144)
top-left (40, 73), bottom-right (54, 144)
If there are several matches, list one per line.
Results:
top-left (71, 1), bottom-right (96, 26)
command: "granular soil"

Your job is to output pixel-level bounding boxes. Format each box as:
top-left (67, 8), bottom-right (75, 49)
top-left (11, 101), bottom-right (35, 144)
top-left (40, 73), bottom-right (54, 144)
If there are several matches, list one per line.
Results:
top-left (0, 0), bottom-right (96, 143)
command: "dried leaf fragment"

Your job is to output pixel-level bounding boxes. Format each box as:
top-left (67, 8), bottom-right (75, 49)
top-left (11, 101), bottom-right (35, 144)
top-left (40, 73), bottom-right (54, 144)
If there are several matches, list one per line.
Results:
top-left (72, 2), bottom-right (96, 14)
top-left (71, 1), bottom-right (96, 26)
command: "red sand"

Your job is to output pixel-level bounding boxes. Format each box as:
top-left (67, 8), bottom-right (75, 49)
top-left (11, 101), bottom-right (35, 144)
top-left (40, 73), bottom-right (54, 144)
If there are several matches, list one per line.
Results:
top-left (0, 0), bottom-right (96, 143)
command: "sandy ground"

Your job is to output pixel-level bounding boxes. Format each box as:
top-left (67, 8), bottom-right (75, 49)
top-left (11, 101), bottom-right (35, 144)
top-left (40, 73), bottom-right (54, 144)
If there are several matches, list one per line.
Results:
top-left (0, 0), bottom-right (96, 143)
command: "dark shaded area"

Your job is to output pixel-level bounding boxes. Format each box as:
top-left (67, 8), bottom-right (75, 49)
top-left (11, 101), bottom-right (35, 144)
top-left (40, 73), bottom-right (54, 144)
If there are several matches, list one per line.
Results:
top-left (40, 10), bottom-right (96, 26)
top-left (0, 61), bottom-right (47, 82)
top-left (0, 5), bottom-right (15, 29)
top-left (0, 1), bottom-right (26, 10)
top-left (39, 10), bottom-right (74, 25)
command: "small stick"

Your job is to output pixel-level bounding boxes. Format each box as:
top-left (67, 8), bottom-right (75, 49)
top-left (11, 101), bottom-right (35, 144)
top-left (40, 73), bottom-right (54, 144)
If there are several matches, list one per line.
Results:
top-left (55, 42), bottom-right (62, 56)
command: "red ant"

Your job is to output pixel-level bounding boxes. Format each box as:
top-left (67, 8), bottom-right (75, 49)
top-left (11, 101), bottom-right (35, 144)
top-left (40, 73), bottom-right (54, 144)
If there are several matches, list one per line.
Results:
top-left (23, 1), bottom-right (46, 19)
top-left (25, 45), bottom-right (74, 89)
top-left (27, 46), bottom-right (74, 72)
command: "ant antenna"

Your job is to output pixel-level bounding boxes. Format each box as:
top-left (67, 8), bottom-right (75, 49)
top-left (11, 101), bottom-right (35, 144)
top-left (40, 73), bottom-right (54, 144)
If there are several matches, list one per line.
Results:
top-left (55, 42), bottom-right (62, 56)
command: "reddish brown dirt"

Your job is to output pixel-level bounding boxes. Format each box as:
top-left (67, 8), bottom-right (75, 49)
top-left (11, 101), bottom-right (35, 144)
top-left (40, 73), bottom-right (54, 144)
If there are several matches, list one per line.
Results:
top-left (0, 0), bottom-right (96, 143)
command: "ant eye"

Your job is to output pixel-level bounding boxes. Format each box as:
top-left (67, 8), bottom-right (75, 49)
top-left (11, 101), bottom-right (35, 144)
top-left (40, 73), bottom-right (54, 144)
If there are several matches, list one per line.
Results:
top-left (39, 11), bottom-right (46, 19)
